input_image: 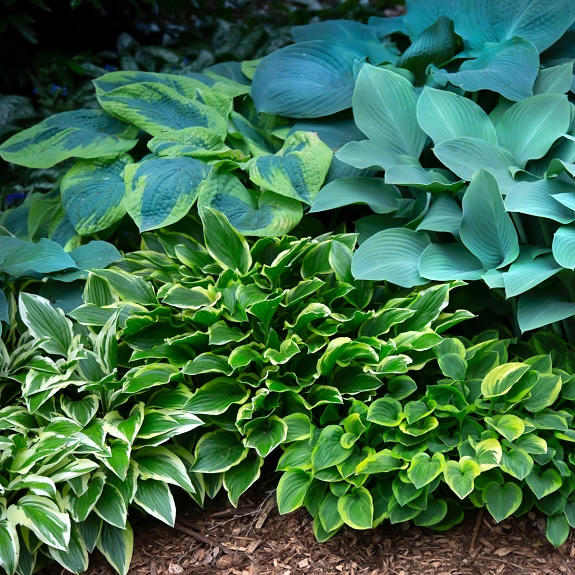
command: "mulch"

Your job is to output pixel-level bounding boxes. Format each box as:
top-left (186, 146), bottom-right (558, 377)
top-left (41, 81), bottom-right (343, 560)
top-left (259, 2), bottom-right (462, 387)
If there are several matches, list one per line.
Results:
top-left (40, 490), bottom-right (575, 575)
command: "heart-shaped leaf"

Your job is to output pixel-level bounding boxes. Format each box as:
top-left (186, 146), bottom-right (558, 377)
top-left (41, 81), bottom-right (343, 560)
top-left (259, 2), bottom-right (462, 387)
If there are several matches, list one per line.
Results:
top-left (443, 458), bottom-right (481, 499)
top-left (408, 452), bottom-right (445, 489)
top-left (483, 481), bottom-right (523, 522)
top-left (525, 469), bottom-right (563, 499)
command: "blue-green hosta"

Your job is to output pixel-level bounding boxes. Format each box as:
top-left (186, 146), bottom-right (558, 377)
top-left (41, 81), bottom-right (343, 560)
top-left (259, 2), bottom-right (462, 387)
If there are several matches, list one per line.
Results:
top-left (3, 211), bottom-right (575, 574)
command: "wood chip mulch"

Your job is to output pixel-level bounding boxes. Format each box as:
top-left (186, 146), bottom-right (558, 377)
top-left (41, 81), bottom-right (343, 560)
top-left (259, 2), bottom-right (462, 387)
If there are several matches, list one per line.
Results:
top-left (40, 491), bottom-right (575, 575)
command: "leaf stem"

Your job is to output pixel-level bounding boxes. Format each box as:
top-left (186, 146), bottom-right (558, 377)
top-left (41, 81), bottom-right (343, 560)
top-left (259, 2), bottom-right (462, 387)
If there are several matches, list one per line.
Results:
top-left (510, 213), bottom-right (528, 245)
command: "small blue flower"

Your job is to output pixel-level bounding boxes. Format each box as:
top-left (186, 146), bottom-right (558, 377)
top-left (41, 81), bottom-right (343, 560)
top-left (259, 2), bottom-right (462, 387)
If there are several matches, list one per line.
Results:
top-left (104, 64), bottom-right (118, 72)
top-left (32, 87), bottom-right (38, 95)
top-left (50, 84), bottom-right (61, 93)
top-left (4, 192), bottom-right (26, 207)
top-left (182, 57), bottom-right (190, 64)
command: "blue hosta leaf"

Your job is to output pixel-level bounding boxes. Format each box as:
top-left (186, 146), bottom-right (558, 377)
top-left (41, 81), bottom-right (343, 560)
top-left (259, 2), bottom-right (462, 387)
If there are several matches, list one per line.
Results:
top-left (124, 156), bottom-right (212, 232)
top-left (0, 237), bottom-right (78, 278)
top-left (251, 41), bottom-right (358, 118)
top-left (0, 109), bottom-right (138, 169)
top-left (368, 15), bottom-right (407, 37)
top-left (460, 170), bottom-right (519, 269)
top-left (398, 17), bottom-right (456, 81)
top-left (61, 153), bottom-right (131, 235)
top-left (417, 87), bottom-right (497, 145)
top-left (248, 131), bottom-right (332, 205)
top-left (310, 177), bottom-right (401, 214)
top-left (419, 243), bottom-right (484, 281)
top-left (429, 38), bottom-right (540, 102)
top-left (454, 0), bottom-right (575, 53)
top-left (404, 0), bottom-right (460, 39)
top-left (552, 225), bottom-right (575, 269)
top-left (503, 253), bottom-right (562, 298)
top-left (198, 172), bottom-right (302, 236)
top-left (505, 180), bottom-right (575, 224)
top-left (97, 82), bottom-right (227, 138)
top-left (533, 62), bottom-right (575, 95)
top-left (336, 140), bottom-right (419, 170)
top-left (416, 193), bottom-right (462, 235)
top-left (518, 290), bottom-right (575, 332)
top-left (353, 64), bottom-right (426, 158)
top-left (385, 164), bottom-right (463, 193)
top-left (496, 95), bottom-right (571, 166)
top-left (433, 137), bottom-right (516, 182)
top-left (352, 228), bottom-right (431, 286)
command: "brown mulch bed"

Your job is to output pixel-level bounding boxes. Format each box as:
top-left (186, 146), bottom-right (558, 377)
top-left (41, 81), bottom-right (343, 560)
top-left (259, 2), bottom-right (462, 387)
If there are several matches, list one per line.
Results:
top-left (42, 492), bottom-right (575, 575)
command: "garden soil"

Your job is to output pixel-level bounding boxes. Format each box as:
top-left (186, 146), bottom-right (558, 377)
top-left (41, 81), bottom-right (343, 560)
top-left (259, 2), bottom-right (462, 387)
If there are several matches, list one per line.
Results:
top-left (41, 491), bottom-right (575, 575)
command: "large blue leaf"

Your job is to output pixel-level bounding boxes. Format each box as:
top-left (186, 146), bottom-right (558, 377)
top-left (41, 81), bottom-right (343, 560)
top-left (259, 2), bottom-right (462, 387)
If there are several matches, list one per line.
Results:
top-left (251, 41), bottom-right (359, 118)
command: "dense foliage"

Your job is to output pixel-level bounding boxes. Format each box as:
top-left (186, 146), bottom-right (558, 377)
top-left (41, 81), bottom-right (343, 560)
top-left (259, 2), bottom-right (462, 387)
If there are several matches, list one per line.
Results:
top-left (2, 0), bottom-right (575, 573)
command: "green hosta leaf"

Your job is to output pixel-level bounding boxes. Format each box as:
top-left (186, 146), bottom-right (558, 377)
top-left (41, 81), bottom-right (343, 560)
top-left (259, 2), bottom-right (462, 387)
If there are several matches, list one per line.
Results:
top-left (517, 291), bottom-right (575, 332)
top-left (223, 451), bottom-right (263, 507)
top-left (124, 156), bottom-right (211, 232)
top-left (94, 269), bottom-right (157, 305)
top-left (312, 426), bottom-right (353, 472)
top-left (97, 82), bottom-right (226, 137)
top-left (134, 446), bottom-right (195, 493)
top-left (367, 397), bottom-right (403, 427)
top-left (407, 452), bottom-right (445, 489)
top-left (277, 469), bottom-right (313, 514)
top-left (19, 292), bottom-right (73, 357)
top-left (61, 154), bottom-right (131, 235)
top-left (356, 449), bottom-right (405, 474)
top-left (429, 38), bottom-right (540, 102)
top-left (248, 131), bottom-right (332, 205)
top-left (413, 499), bottom-right (448, 527)
top-left (183, 353), bottom-right (233, 376)
top-left (0, 521), bottom-right (19, 575)
top-left (338, 487), bottom-right (373, 530)
top-left (0, 109), bottom-right (137, 169)
top-left (161, 285), bottom-right (215, 309)
top-left (353, 64), bottom-right (426, 158)
top-left (310, 177), bottom-right (401, 214)
top-left (481, 363), bottom-right (530, 398)
top-left (187, 378), bottom-right (249, 415)
top-left (49, 524), bottom-right (89, 575)
top-left (283, 414), bottom-right (312, 443)
top-left (496, 95), bottom-right (571, 166)
top-left (201, 207), bottom-right (251, 274)
top-left (524, 374), bottom-right (562, 413)
top-left (443, 458), bottom-right (481, 499)
top-left (525, 469), bottom-right (562, 499)
top-left (552, 224), bottom-right (575, 269)
top-left (198, 172), bottom-right (302, 236)
top-left (6, 495), bottom-right (70, 551)
top-left (546, 514), bottom-right (570, 547)
top-left (483, 481), bottom-right (523, 523)
top-left (485, 414), bottom-right (525, 441)
top-left (433, 137), bottom-right (515, 182)
top-left (503, 253), bottom-right (562, 298)
top-left (419, 243), bottom-right (484, 281)
top-left (134, 479), bottom-right (176, 526)
top-left (352, 228), bottom-right (431, 286)
top-left (459, 170), bottom-right (519, 269)
top-left (251, 41), bottom-right (357, 118)
top-left (500, 448), bottom-right (534, 480)
top-left (454, 0), bottom-right (575, 53)
top-left (417, 87), bottom-right (497, 146)
top-left (96, 522), bottom-right (133, 575)
top-left (192, 430), bottom-right (248, 473)
top-left (244, 416), bottom-right (288, 458)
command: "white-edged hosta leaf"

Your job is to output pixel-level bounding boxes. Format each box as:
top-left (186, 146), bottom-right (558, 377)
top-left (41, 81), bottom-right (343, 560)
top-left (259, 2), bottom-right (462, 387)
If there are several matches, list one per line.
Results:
top-left (134, 446), bottom-right (195, 493)
top-left (6, 475), bottom-right (56, 498)
top-left (48, 523), bottom-right (89, 575)
top-left (251, 41), bottom-right (357, 118)
top-left (61, 154), bottom-right (131, 235)
top-left (93, 269), bottom-right (157, 305)
top-left (503, 253), bottom-right (562, 298)
top-left (18, 292), bottom-right (73, 357)
top-left (459, 170), bottom-right (519, 269)
top-left (248, 131), bottom-right (332, 205)
top-left (352, 228), bottom-right (430, 286)
top-left (353, 64), bottom-right (426, 158)
top-left (96, 521), bottom-right (133, 575)
top-left (191, 430), bottom-right (248, 473)
top-left (198, 172), bottom-right (302, 236)
top-left (433, 137), bottom-right (516, 181)
top-left (310, 177), bottom-right (401, 214)
top-left (417, 87), bottom-right (497, 145)
top-left (6, 495), bottom-right (70, 551)
top-left (454, 0), bottom-right (575, 53)
top-left (518, 290), bottom-right (575, 332)
top-left (429, 38), bottom-right (540, 102)
top-left (496, 95), bottom-right (571, 166)
top-left (244, 416), bottom-right (288, 457)
top-left (552, 225), bottom-right (575, 269)
top-left (61, 394), bottom-right (99, 427)
top-left (0, 109), bottom-right (137, 169)
top-left (124, 156), bottom-right (211, 232)
top-left (94, 483), bottom-right (128, 528)
top-left (134, 479), bottom-right (176, 526)
top-left (223, 451), bottom-right (264, 507)
top-left (97, 82), bottom-right (227, 137)
top-left (505, 180), bottom-right (575, 224)
top-left (186, 378), bottom-right (249, 415)
top-left (0, 521), bottom-right (19, 575)
top-left (419, 243), bottom-right (484, 281)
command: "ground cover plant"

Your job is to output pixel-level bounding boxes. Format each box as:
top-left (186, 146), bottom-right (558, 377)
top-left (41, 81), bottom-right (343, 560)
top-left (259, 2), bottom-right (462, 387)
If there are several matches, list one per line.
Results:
top-left (3, 0), bottom-right (575, 574)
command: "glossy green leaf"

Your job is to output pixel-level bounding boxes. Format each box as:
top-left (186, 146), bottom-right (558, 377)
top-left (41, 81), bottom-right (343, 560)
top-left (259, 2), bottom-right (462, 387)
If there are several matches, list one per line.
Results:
top-left (96, 522), bottom-right (133, 575)
top-left (187, 378), bottom-right (249, 415)
top-left (134, 479), bottom-right (176, 526)
top-left (546, 514), bottom-right (570, 547)
top-left (244, 416), bottom-right (288, 457)
top-left (223, 451), bottom-right (263, 507)
top-left (192, 430), bottom-right (248, 473)
top-left (338, 487), bottom-right (373, 530)
top-left (483, 481), bottom-right (523, 522)
top-left (481, 363), bottom-right (530, 398)
top-left (312, 426), bottom-right (353, 471)
top-left (134, 446), bottom-right (195, 493)
top-left (443, 458), bottom-right (481, 500)
top-left (277, 469), bottom-right (313, 514)
top-left (526, 469), bottom-right (562, 500)
top-left (0, 521), bottom-right (19, 575)
top-left (367, 397), bottom-right (403, 427)
top-left (408, 452), bottom-right (445, 489)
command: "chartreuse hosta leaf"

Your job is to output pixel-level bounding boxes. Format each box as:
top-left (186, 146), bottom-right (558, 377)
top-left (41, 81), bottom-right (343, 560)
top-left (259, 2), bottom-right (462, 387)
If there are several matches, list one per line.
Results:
top-left (338, 487), bottom-right (373, 530)
top-left (481, 363), bottom-right (531, 398)
top-left (61, 154), bottom-right (131, 235)
top-left (248, 131), bottom-right (332, 205)
top-left (443, 458), bottom-right (481, 500)
top-left (0, 109), bottom-right (138, 169)
top-left (198, 172), bottom-right (302, 236)
top-left (124, 156), bottom-right (212, 232)
top-left (485, 415), bottom-right (525, 442)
